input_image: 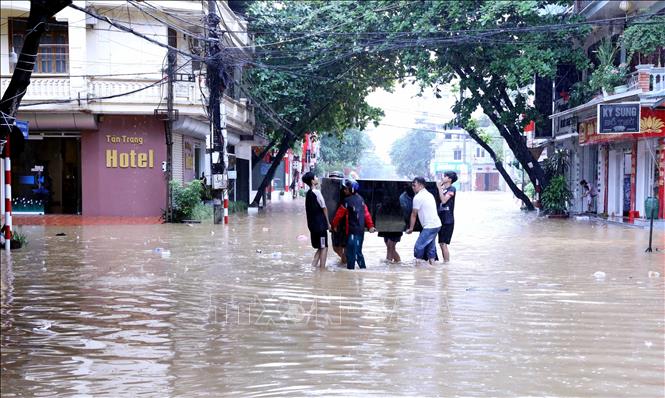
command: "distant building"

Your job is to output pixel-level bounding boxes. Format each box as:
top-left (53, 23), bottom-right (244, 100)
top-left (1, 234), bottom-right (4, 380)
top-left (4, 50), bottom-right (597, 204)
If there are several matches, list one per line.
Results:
top-left (430, 125), bottom-right (513, 192)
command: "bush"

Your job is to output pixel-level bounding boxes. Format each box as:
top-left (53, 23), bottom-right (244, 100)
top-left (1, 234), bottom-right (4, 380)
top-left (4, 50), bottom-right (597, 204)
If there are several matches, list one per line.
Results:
top-left (164, 180), bottom-right (205, 222)
top-left (190, 202), bottom-right (213, 222)
top-left (541, 175), bottom-right (573, 215)
top-left (12, 229), bottom-right (28, 247)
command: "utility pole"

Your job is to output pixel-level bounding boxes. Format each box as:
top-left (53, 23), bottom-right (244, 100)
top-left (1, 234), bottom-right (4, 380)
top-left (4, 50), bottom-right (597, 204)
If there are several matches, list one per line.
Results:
top-left (205, 0), bottom-right (226, 224)
top-left (164, 43), bottom-right (176, 222)
top-left (155, 29), bottom-right (178, 221)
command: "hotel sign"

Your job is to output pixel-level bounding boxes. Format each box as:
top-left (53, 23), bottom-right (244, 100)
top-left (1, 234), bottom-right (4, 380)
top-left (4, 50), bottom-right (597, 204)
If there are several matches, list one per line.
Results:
top-left (105, 134), bottom-right (154, 168)
top-left (597, 103), bottom-right (640, 134)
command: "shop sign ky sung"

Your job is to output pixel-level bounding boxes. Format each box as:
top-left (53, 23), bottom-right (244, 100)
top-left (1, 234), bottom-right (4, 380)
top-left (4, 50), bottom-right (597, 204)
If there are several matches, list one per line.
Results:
top-left (597, 103), bottom-right (640, 134)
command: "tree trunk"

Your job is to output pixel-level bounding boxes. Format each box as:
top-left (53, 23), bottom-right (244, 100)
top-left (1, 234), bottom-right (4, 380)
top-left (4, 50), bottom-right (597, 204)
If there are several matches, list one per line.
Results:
top-left (250, 134), bottom-right (293, 207)
top-left (1, 0), bottom-right (72, 153)
top-left (466, 127), bottom-right (534, 210)
top-left (252, 137), bottom-right (278, 164)
top-left (453, 66), bottom-right (549, 197)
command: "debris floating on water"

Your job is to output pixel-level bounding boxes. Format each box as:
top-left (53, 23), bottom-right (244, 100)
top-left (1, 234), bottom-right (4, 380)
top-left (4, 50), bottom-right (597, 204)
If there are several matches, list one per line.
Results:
top-left (648, 271), bottom-right (660, 278)
top-left (56, 233), bottom-right (66, 236)
top-left (32, 321), bottom-right (52, 333)
top-left (271, 252), bottom-right (282, 259)
top-left (593, 271), bottom-right (606, 280)
top-left (256, 249), bottom-right (262, 254)
top-left (465, 287), bottom-right (510, 292)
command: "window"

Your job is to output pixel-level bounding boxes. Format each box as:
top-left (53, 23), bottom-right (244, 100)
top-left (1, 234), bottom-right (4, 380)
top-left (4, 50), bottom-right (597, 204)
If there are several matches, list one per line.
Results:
top-left (9, 18), bottom-right (69, 73)
top-left (476, 148), bottom-right (485, 158)
top-left (444, 133), bottom-right (452, 139)
top-left (453, 149), bottom-right (462, 160)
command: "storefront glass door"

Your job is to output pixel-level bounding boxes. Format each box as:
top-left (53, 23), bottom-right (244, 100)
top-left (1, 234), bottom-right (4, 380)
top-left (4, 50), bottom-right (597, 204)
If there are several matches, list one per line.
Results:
top-left (13, 136), bottom-right (81, 214)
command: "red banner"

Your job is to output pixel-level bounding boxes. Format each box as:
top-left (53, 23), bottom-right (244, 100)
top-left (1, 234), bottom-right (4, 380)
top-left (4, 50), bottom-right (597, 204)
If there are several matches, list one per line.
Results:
top-left (579, 108), bottom-right (665, 145)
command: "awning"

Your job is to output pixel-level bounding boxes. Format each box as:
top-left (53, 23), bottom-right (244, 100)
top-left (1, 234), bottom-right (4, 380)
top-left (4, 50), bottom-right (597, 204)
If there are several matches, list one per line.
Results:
top-left (549, 90), bottom-right (642, 120)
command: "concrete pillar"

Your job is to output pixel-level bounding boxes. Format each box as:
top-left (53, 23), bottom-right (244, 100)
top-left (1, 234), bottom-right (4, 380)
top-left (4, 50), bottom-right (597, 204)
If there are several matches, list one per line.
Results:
top-left (636, 64), bottom-right (653, 92)
top-left (57, 1), bottom-right (88, 102)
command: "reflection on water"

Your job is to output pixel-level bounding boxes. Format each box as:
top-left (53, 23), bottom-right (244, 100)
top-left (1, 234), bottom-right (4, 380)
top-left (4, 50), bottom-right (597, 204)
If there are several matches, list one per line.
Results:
top-left (2, 192), bottom-right (664, 397)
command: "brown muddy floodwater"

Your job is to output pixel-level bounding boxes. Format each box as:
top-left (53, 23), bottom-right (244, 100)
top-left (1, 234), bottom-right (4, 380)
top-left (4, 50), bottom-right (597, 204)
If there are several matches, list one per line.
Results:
top-left (1, 192), bottom-right (664, 397)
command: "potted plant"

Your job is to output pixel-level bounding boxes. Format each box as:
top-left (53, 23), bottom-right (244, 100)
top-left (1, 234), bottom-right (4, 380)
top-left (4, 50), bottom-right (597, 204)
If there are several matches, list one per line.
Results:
top-left (543, 149), bottom-right (570, 180)
top-left (541, 175), bottom-right (574, 217)
top-left (588, 39), bottom-right (627, 96)
top-left (0, 228), bottom-right (28, 250)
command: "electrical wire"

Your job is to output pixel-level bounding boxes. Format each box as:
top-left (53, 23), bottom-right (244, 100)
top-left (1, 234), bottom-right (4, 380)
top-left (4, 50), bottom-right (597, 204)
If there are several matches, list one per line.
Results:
top-left (17, 58), bottom-right (192, 108)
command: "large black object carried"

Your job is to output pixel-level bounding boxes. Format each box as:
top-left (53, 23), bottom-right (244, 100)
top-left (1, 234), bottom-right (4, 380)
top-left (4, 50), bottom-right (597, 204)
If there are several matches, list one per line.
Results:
top-left (321, 177), bottom-right (441, 233)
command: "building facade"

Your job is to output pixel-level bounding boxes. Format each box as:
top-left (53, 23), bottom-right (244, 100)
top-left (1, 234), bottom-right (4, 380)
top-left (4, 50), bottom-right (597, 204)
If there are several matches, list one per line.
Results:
top-left (548, 0), bottom-right (665, 218)
top-left (1, 0), bottom-right (260, 217)
top-left (430, 126), bottom-right (514, 192)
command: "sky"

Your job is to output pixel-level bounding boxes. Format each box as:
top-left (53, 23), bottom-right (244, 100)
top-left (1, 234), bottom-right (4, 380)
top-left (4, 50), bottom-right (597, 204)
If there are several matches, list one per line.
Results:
top-left (364, 81), bottom-right (458, 164)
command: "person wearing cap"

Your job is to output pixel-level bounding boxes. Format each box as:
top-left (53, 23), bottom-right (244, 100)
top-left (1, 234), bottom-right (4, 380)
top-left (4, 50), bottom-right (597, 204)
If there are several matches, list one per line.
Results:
top-left (405, 176), bottom-right (441, 265)
top-left (331, 179), bottom-right (376, 269)
top-left (437, 171), bottom-right (458, 262)
top-left (302, 171), bottom-right (330, 269)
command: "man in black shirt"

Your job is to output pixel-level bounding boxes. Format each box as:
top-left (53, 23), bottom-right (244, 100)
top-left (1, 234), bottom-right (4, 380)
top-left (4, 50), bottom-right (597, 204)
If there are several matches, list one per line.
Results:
top-left (437, 171), bottom-right (457, 263)
top-left (302, 172), bottom-right (330, 269)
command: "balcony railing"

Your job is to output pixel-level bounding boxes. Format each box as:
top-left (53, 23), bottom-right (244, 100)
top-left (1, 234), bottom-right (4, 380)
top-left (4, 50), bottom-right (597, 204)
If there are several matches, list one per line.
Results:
top-left (87, 78), bottom-right (165, 104)
top-left (1, 74), bottom-right (253, 130)
top-left (0, 76), bottom-right (71, 101)
top-left (651, 67), bottom-right (665, 91)
top-left (626, 66), bottom-right (665, 92)
top-left (627, 70), bottom-right (639, 90)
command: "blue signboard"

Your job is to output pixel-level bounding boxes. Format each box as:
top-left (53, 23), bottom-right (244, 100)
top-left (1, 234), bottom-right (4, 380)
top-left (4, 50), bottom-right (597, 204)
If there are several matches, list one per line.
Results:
top-left (597, 103), bottom-right (640, 134)
top-left (15, 120), bottom-right (29, 139)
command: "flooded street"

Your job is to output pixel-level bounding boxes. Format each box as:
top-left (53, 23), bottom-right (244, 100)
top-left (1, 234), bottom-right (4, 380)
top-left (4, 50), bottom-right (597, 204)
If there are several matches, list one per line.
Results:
top-left (1, 192), bottom-right (664, 397)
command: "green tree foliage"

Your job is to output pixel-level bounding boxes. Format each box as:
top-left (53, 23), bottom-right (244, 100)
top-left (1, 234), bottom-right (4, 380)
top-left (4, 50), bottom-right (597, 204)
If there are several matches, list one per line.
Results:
top-left (359, 151), bottom-right (395, 179)
top-left (317, 129), bottom-right (373, 175)
top-left (389, 129), bottom-right (435, 179)
top-left (390, 0), bottom-right (589, 207)
top-left (245, 1), bottom-right (400, 205)
top-left (622, 15), bottom-right (665, 61)
top-left (246, 0), bottom-right (591, 209)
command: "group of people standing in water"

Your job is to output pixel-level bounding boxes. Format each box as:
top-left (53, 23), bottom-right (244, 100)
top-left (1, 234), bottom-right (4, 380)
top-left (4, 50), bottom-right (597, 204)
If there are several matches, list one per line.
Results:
top-left (301, 171), bottom-right (458, 269)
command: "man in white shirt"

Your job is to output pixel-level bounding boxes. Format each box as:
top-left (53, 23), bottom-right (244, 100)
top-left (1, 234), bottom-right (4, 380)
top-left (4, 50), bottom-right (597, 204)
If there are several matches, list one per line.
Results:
top-left (405, 176), bottom-right (442, 265)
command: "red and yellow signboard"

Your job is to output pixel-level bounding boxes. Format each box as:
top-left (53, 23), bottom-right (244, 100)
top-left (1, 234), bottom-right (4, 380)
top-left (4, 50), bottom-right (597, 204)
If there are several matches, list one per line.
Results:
top-left (579, 108), bottom-right (665, 145)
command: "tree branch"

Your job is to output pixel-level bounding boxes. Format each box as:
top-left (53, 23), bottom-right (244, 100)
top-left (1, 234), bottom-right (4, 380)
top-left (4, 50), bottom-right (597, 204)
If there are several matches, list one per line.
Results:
top-left (1, 0), bottom-right (72, 147)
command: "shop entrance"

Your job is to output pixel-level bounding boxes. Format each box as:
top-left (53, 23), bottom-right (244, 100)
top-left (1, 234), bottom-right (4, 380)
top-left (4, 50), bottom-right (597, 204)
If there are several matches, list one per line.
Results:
top-left (13, 135), bottom-right (81, 214)
top-left (622, 152), bottom-right (631, 216)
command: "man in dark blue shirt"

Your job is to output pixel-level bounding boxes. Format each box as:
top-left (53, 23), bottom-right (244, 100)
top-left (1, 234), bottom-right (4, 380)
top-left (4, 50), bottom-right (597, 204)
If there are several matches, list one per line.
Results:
top-left (437, 171), bottom-right (457, 263)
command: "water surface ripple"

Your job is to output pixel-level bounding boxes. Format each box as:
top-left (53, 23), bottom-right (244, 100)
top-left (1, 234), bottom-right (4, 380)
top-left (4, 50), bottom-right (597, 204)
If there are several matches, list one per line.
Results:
top-left (2, 193), bottom-right (664, 397)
